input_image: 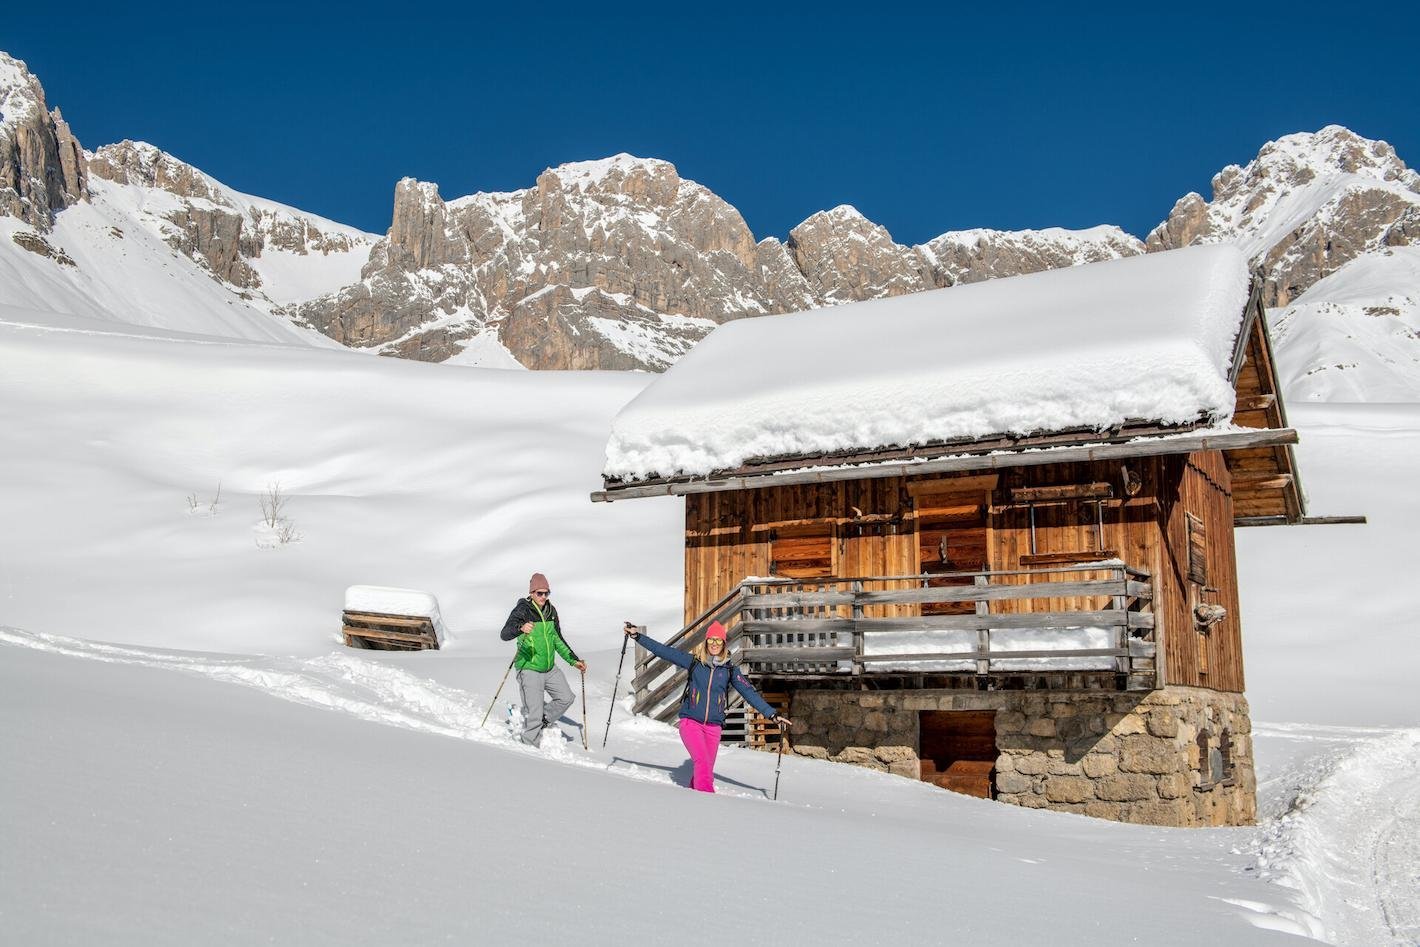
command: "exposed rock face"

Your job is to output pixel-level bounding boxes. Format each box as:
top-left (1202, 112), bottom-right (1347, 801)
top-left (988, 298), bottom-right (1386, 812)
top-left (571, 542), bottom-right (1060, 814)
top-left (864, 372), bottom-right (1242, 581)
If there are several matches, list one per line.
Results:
top-left (919, 226), bottom-right (1144, 288)
top-left (787, 205), bottom-right (931, 303)
top-left (0, 53), bottom-right (87, 230)
top-left (298, 155), bottom-right (776, 369)
top-left (298, 154), bottom-right (1150, 370)
top-left (1146, 126), bottom-right (1420, 306)
top-left (87, 140), bottom-right (374, 293)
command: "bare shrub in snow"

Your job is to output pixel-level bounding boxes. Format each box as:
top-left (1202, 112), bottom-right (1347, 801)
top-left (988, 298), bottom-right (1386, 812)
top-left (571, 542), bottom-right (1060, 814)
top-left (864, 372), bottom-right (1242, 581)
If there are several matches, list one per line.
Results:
top-left (275, 519), bottom-right (302, 545)
top-left (259, 482), bottom-right (286, 528)
top-left (186, 481), bottom-right (224, 515)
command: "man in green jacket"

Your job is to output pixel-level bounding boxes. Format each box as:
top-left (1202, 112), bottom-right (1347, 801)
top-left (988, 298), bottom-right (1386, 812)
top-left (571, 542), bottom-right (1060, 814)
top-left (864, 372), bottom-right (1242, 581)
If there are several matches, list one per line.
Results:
top-left (499, 572), bottom-right (586, 746)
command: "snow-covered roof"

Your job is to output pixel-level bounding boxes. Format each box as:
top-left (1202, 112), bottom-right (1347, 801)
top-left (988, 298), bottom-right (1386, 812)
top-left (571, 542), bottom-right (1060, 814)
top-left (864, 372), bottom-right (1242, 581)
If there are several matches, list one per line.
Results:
top-left (603, 244), bottom-right (1253, 483)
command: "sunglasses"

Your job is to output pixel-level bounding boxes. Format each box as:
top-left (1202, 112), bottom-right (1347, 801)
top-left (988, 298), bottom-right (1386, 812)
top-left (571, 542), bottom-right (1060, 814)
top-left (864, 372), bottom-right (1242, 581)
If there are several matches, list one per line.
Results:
top-left (532, 590), bottom-right (550, 597)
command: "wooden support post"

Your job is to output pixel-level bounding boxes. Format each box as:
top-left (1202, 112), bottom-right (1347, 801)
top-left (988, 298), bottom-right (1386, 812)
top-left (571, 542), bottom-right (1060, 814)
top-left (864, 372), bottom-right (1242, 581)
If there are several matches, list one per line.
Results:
top-left (975, 574), bottom-right (990, 676)
top-left (851, 579), bottom-right (864, 684)
top-left (1112, 568), bottom-right (1129, 676)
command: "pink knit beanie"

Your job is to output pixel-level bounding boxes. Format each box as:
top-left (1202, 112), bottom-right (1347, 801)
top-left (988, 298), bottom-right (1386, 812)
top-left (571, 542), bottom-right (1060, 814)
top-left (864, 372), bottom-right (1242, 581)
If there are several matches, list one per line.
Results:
top-left (529, 572), bottom-right (550, 593)
top-left (705, 621), bottom-right (727, 641)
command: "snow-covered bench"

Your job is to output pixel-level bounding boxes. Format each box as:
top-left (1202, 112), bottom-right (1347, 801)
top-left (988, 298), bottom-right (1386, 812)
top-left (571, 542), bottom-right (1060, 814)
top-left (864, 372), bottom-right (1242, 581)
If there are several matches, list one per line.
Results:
top-left (342, 585), bottom-right (448, 651)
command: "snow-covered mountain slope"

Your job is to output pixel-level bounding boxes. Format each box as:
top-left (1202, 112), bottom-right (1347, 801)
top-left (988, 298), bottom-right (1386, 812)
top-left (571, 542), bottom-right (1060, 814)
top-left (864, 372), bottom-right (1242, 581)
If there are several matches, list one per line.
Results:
top-left (0, 180), bottom-right (348, 345)
top-left (1267, 247), bottom-right (1420, 402)
top-left (1148, 127), bottom-right (1420, 403)
top-left (1, 51), bottom-right (377, 344)
top-left (1148, 126), bottom-right (1420, 307)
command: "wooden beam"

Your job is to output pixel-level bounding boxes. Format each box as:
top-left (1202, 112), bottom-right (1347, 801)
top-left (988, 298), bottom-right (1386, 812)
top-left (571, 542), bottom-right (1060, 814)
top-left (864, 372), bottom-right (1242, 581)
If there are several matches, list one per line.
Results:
top-left (1235, 514), bottom-right (1368, 527)
top-left (1009, 483), bottom-right (1113, 502)
top-left (1232, 472), bottom-right (1295, 490)
top-left (853, 578), bottom-right (1128, 606)
top-left (1235, 393), bottom-right (1277, 412)
top-left (593, 428), bottom-right (1300, 502)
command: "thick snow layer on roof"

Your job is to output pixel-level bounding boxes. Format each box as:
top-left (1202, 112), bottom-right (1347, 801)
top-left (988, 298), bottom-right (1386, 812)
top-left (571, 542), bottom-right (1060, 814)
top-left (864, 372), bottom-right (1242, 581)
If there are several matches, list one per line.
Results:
top-left (604, 244), bottom-right (1252, 480)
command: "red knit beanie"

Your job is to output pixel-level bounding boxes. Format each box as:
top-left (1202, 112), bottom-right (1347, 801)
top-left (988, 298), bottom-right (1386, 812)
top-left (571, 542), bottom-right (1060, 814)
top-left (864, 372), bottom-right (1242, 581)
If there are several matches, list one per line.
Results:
top-left (705, 621), bottom-right (727, 641)
top-left (529, 572), bottom-right (550, 594)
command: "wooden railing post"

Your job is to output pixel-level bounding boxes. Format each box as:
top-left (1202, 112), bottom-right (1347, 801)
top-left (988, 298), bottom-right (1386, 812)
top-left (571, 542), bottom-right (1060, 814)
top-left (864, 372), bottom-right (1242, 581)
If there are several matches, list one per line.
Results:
top-left (974, 574), bottom-right (990, 676)
top-left (851, 579), bottom-right (864, 682)
top-left (1112, 566), bottom-right (1129, 676)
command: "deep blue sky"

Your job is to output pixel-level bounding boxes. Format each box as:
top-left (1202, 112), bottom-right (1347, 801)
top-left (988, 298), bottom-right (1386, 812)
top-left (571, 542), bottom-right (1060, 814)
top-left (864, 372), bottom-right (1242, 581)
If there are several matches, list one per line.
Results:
top-left (5, 2), bottom-right (1416, 244)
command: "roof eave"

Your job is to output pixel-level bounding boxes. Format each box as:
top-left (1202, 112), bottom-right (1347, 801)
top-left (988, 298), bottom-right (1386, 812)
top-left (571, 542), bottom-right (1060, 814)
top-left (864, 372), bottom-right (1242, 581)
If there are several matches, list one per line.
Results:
top-left (591, 427), bottom-right (1299, 503)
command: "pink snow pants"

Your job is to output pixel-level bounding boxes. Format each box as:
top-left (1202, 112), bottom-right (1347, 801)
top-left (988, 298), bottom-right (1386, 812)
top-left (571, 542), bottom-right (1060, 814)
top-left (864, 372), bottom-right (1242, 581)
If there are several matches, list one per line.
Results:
top-left (678, 718), bottom-right (722, 793)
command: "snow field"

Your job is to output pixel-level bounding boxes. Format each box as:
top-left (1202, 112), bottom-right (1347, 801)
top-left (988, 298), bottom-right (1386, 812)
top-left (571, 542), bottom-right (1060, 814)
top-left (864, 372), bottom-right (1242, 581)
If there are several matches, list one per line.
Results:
top-left (3, 300), bottom-right (1420, 944)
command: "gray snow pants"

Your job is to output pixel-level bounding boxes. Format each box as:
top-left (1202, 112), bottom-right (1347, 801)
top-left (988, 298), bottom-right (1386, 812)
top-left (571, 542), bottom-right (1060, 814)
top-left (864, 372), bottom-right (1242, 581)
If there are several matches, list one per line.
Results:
top-left (517, 666), bottom-right (575, 745)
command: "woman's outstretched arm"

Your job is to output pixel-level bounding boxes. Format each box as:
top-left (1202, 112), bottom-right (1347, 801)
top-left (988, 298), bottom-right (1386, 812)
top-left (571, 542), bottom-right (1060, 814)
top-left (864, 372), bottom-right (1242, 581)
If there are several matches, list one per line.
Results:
top-left (625, 626), bottom-right (694, 670)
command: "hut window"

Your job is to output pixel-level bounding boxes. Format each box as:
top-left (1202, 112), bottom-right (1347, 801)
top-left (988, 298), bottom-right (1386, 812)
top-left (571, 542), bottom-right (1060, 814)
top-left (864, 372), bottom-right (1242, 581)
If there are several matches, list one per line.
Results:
top-left (1218, 728), bottom-right (1234, 783)
top-left (1186, 512), bottom-right (1208, 585)
top-left (1009, 483), bottom-right (1117, 567)
top-left (1197, 729), bottom-right (1212, 783)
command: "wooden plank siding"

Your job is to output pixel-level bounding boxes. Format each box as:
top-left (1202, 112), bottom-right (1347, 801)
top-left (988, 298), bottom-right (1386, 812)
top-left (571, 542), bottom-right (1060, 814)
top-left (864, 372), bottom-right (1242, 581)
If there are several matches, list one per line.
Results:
top-left (1156, 451), bottom-right (1246, 692)
top-left (683, 453), bottom-right (1246, 693)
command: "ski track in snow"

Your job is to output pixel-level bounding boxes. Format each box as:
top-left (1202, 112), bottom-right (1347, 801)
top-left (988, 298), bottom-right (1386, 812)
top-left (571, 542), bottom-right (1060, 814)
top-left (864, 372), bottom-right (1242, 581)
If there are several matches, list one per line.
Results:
top-left (1250, 722), bottom-right (1420, 945)
top-left (0, 626), bottom-right (757, 799)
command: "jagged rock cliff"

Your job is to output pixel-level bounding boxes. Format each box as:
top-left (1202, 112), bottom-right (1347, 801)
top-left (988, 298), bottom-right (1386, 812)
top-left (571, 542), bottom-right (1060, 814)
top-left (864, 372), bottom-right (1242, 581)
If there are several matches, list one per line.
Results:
top-left (296, 162), bottom-right (1143, 369)
top-left (0, 53), bottom-right (87, 231)
top-left (1146, 126), bottom-right (1420, 306)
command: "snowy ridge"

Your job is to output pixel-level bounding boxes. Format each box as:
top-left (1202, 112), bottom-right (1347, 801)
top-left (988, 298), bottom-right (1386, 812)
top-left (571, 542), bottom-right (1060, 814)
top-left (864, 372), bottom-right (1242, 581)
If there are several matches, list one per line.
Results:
top-left (0, 53), bottom-right (42, 130)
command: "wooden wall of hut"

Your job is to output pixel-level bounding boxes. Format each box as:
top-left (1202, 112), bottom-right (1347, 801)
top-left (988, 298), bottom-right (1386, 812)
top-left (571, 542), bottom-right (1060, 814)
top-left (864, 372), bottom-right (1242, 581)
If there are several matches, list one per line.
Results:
top-left (682, 450), bottom-right (1245, 693)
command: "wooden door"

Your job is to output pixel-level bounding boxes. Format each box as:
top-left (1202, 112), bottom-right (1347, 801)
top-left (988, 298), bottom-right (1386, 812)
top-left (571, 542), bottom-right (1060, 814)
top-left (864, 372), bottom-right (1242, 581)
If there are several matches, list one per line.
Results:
top-left (919, 710), bottom-right (997, 798)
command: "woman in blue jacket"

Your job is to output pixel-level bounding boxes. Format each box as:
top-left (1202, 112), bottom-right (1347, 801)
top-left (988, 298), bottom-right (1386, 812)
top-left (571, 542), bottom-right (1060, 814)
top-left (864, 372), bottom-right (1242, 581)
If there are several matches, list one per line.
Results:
top-left (627, 620), bottom-right (791, 793)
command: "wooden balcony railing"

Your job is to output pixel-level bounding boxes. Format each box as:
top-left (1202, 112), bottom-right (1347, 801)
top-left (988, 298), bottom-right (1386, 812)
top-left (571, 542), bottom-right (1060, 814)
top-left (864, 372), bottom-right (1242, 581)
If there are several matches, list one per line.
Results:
top-left (632, 562), bottom-right (1156, 727)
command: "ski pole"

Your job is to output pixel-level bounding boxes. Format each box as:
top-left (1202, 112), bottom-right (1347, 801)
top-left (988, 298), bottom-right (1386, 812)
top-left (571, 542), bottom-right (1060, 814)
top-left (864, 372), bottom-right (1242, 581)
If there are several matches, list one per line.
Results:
top-left (603, 625), bottom-right (633, 748)
top-left (773, 721), bottom-right (787, 801)
top-left (579, 667), bottom-right (589, 750)
top-left (480, 656), bottom-right (516, 728)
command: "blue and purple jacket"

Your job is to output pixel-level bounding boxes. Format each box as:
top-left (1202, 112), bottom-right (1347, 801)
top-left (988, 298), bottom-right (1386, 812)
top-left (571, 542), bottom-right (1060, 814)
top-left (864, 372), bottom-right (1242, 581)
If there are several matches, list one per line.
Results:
top-left (635, 633), bottom-right (778, 727)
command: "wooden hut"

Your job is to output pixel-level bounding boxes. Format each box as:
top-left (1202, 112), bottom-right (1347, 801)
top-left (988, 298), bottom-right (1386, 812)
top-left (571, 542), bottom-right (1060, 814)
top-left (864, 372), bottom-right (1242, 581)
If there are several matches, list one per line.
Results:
top-left (592, 245), bottom-right (1354, 827)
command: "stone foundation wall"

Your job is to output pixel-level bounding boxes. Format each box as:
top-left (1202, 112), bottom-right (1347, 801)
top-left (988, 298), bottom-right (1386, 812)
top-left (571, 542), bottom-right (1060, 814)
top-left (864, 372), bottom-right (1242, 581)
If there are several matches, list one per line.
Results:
top-left (787, 685), bottom-right (1256, 827)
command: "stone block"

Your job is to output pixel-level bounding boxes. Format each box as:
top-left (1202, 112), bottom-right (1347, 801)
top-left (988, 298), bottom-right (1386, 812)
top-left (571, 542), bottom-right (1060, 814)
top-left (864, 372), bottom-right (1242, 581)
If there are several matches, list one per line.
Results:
top-left (1128, 799), bottom-right (1194, 827)
top-left (1027, 718), bottom-right (1057, 738)
top-left (1157, 773), bottom-right (1191, 800)
top-left (1094, 774), bottom-right (1158, 803)
top-left (874, 745), bottom-right (916, 763)
top-left (862, 710), bottom-right (887, 731)
top-left (1084, 801), bottom-right (1124, 822)
top-left (1012, 753), bottom-right (1052, 776)
top-left (1087, 715), bottom-right (1108, 736)
top-left (858, 694), bottom-right (884, 709)
top-left (888, 760), bottom-right (919, 779)
top-left (834, 747), bottom-right (877, 766)
top-left (1109, 713), bottom-right (1147, 736)
top-left (1119, 735), bottom-right (1182, 775)
top-left (1081, 753), bottom-right (1117, 778)
top-left (1145, 712), bottom-right (1179, 738)
top-left (1047, 757), bottom-right (1083, 776)
top-left (1043, 776), bottom-right (1093, 804)
top-left (996, 711), bottom-right (1027, 733)
top-left (1052, 703), bottom-right (1079, 718)
top-left (792, 744), bottom-right (829, 760)
top-left (996, 771), bottom-right (1033, 794)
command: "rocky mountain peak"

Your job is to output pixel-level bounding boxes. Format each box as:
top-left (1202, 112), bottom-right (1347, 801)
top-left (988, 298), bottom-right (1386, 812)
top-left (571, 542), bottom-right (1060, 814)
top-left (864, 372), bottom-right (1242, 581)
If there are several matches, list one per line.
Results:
top-left (788, 205), bottom-right (929, 303)
top-left (0, 52), bottom-right (87, 230)
top-left (1147, 126), bottom-right (1420, 306)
